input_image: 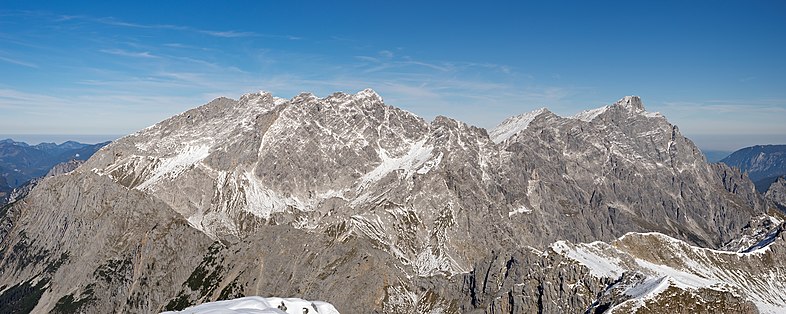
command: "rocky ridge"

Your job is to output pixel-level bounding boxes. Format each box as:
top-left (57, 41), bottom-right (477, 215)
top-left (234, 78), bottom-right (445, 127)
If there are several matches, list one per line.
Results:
top-left (0, 89), bottom-right (782, 313)
top-left (766, 176), bottom-right (786, 212)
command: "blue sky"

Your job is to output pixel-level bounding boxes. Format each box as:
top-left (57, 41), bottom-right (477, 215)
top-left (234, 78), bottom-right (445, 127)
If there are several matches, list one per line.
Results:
top-left (0, 1), bottom-right (784, 150)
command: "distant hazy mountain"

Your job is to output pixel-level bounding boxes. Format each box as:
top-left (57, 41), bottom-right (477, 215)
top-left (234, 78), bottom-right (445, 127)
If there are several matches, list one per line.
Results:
top-left (0, 139), bottom-right (109, 206)
top-left (702, 149), bottom-right (731, 162)
top-left (720, 145), bottom-right (786, 192)
top-left (0, 139), bottom-right (109, 203)
top-left (1, 159), bottom-right (87, 207)
top-left (0, 171), bottom-right (10, 201)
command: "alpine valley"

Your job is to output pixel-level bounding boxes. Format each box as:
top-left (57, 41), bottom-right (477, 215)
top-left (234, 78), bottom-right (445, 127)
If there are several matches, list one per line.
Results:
top-left (0, 89), bottom-right (784, 313)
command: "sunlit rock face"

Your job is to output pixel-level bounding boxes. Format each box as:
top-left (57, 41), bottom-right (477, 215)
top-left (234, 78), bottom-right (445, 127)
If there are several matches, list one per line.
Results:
top-left (0, 90), bottom-right (781, 313)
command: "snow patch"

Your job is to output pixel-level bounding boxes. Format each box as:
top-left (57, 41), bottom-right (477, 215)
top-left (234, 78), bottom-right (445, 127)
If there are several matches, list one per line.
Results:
top-left (508, 206), bottom-right (532, 217)
top-left (416, 152), bottom-right (443, 174)
top-left (413, 245), bottom-right (466, 277)
top-left (557, 232), bottom-right (786, 313)
top-left (356, 88), bottom-right (381, 100)
top-left (551, 241), bottom-right (625, 278)
top-left (243, 171), bottom-right (306, 219)
top-left (160, 296), bottom-right (339, 314)
top-left (136, 144), bottom-right (211, 190)
top-left (273, 97), bottom-right (288, 106)
top-left (624, 276), bottom-right (671, 299)
top-left (360, 139), bottom-right (436, 185)
top-left (571, 106), bottom-right (609, 122)
top-left (641, 111), bottom-right (662, 118)
top-left (489, 108), bottom-right (547, 144)
top-left (634, 258), bottom-right (719, 289)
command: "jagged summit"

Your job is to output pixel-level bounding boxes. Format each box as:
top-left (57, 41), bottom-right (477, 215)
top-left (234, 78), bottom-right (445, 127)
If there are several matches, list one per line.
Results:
top-left (571, 95), bottom-right (662, 124)
top-left (87, 88), bottom-right (761, 248)
top-left (493, 96), bottom-right (664, 144)
top-left (615, 95), bottom-right (645, 111)
top-left (355, 87), bottom-right (383, 100)
top-left (238, 90), bottom-right (285, 106)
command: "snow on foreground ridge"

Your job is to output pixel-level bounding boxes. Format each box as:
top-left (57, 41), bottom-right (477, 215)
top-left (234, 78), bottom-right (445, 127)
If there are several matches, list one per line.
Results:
top-left (160, 296), bottom-right (340, 314)
top-left (552, 231), bottom-right (786, 313)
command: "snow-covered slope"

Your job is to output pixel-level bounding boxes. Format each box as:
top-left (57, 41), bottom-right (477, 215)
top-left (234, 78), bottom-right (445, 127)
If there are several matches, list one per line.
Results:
top-left (162, 296), bottom-right (340, 314)
top-left (489, 108), bottom-right (547, 143)
top-left (570, 105), bottom-right (609, 122)
top-left (552, 230), bottom-right (786, 313)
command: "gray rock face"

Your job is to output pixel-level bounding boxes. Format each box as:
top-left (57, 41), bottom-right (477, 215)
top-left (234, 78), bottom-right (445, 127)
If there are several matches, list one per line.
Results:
top-left (492, 96), bottom-right (766, 248)
top-left (766, 176), bottom-right (786, 212)
top-left (46, 159), bottom-right (85, 177)
top-left (0, 90), bottom-right (780, 313)
top-left (88, 92), bottom-right (764, 250)
top-left (0, 172), bottom-right (213, 313)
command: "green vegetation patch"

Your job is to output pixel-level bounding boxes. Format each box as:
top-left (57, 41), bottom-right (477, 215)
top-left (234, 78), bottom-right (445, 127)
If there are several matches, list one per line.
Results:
top-left (52, 284), bottom-right (96, 314)
top-left (217, 278), bottom-right (244, 301)
top-left (164, 293), bottom-right (192, 312)
top-left (165, 242), bottom-right (227, 311)
top-left (185, 242), bottom-right (225, 296)
top-left (45, 252), bottom-right (70, 274)
top-left (93, 258), bottom-right (133, 283)
top-left (0, 278), bottom-right (49, 314)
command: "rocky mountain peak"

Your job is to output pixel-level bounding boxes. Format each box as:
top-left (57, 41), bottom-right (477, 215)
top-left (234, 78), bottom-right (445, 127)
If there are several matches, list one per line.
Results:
top-left (489, 107), bottom-right (550, 144)
top-left (355, 88), bottom-right (383, 101)
top-left (238, 91), bottom-right (285, 107)
top-left (614, 95), bottom-right (645, 111)
top-left (322, 89), bottom-right (385, 108)
top-left (84, 89), bottom-right (763, 249)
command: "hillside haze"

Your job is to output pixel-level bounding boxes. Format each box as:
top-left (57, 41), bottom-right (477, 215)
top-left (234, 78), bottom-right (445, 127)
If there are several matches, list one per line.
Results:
top-left (721, 145), bottom-right (786, 192)
top-left (0, 139), bottom-right (109, 202)
top-left (0, 90), bottom-right (783, 313)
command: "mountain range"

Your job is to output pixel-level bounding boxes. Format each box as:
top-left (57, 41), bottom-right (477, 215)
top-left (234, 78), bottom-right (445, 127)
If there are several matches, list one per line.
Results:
top-left (0, 139), bottom-right (109, 203)
top-left (720, 145), bottom-right (786, 192)
top-left (0, 90), bottom-right (783, 313)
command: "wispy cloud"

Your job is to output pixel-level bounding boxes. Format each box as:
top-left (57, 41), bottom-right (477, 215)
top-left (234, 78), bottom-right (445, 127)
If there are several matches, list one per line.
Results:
top-left (400, 60), bottom-right (452, 72)
top-left (355, 54), bottom-right (454, 73)
top-left (90, 16), bottom-right (296, 39)
top-left (0, 54), bottom-right (38, 68)
top-left (378, 50), bottom-right (394, 58)
top-left (354, 56), bottom-right (380, 63)
top-left (100, 48), bottom-right (158, 59)
top-left (0, 88), bottom-right (61, 110)
top-left (92, 17), bottom-right (190, 32)
top-left (0, 10), bottom-right (581, 132)
top-left (198, 30), bottom-right (256, 38)
top-left (354, 53), bottom-right (515, 76)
